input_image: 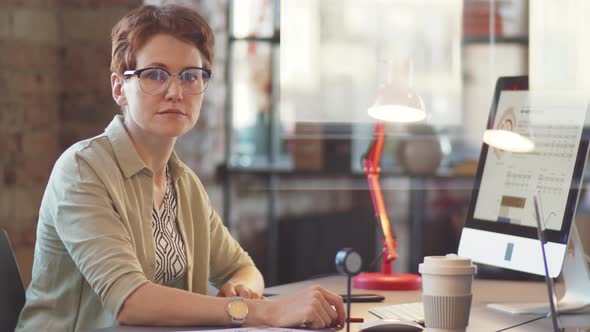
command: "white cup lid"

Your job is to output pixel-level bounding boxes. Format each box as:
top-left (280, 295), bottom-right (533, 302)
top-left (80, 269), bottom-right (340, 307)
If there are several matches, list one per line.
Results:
top-left (418, 254), bottom-right (477, 275)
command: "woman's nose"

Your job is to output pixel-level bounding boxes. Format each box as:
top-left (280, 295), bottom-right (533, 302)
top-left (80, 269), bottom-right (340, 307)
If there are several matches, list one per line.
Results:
top-left (165, 76), bottom-right (183, 101)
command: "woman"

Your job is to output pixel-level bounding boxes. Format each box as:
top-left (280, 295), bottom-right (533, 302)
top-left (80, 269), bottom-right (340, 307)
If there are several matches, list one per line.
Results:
top-left (16, 5), bottom-right (344, 332)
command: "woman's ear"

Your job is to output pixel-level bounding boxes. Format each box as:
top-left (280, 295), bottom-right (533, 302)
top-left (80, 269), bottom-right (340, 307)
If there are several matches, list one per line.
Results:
top-left (111, 73), bottom-right (127, 107)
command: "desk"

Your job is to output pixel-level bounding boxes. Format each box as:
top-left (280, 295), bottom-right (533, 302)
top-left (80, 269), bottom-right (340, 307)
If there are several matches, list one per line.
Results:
top-left (95, 276), bottom-right (590, 332)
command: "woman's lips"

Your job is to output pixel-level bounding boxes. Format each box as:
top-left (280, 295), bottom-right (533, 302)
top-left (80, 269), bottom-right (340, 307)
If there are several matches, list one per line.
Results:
top-left (158, 109), bottom-right (186, 116)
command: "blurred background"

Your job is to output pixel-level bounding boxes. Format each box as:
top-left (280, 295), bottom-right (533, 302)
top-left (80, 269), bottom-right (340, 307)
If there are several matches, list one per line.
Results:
top-left (2, 0), bottom-right (590, 288)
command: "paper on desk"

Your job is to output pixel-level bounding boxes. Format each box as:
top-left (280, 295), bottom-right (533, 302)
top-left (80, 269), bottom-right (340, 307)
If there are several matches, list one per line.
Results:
top-left (177, 328), bottom-right (308, 332)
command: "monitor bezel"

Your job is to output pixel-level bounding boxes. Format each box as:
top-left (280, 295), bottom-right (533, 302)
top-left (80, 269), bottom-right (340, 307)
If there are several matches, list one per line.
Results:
top-left (462, 75), bottom-right (589, 245)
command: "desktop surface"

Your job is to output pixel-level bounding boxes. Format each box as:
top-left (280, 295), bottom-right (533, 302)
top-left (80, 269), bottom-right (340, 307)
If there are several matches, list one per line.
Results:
top-left (93, 275), bottom-right (590, 332)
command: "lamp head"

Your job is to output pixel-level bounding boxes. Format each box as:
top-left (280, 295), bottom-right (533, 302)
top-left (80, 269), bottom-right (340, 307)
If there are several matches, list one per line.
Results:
top-left (482, 129), bottom-right (535, 153)
top-left (367, 80), bottom-right (426, 123)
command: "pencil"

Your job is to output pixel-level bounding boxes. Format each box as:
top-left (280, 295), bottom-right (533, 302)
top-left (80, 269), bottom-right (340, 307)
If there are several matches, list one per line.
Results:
top-left (347, 318), bottom-right (364, 323)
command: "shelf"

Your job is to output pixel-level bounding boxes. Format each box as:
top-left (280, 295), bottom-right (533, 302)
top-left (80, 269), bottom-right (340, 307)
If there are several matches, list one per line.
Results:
top-left (217, 163), bottom-right (354, 177)
top-left (462, 36), bottom-right (528, 45)
top-left (216, 163), bottom-right (476, 179)
top-left (229, 35), bottom-right (280, 43)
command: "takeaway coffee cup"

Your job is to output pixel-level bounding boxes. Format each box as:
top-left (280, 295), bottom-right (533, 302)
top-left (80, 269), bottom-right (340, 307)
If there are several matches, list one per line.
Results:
top-left (418, 254), bottom-right (477, 332)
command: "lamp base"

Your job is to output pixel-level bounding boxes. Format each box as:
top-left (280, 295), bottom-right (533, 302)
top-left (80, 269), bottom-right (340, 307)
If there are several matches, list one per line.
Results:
top-left (353, 272), bottom-right (422, 290)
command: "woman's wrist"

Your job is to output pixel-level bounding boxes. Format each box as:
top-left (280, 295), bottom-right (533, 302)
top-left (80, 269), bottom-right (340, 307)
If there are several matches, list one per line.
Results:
top-left (246, 299), bottom-right (275, 326)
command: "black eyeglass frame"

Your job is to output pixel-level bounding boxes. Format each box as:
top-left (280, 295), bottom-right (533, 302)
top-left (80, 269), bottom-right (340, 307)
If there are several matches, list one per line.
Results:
top-left (123, 66), bottom-right (212, 95)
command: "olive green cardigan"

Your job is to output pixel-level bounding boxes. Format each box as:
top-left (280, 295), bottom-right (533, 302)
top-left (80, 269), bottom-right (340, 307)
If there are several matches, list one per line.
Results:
top-left (16, 115), bottom-right (254, 332)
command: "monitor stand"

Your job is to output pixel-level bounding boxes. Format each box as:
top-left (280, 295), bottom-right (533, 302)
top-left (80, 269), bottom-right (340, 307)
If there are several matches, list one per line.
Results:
top-left (488, 224), bottom-right (590, 314)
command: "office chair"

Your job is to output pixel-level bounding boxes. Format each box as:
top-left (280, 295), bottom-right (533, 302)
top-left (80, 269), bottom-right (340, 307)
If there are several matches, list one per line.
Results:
top-left (0, 229), bottom-right (26, 332)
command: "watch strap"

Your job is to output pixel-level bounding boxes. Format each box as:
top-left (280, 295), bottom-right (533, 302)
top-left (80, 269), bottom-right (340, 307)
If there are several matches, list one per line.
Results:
top-left (227, 296), bottom-right (248, 326)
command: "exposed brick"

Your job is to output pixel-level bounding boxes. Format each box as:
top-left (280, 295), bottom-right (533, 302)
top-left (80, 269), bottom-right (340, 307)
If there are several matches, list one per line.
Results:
top-left (7, 0), bottom-right (135, 8)
top-left (0, 166), bottom-right (4, 188)
top-left (0, 186), bottom-right (15, 220)
top-left (1, 68), bottom-right (60, 98)
top-left (2, 150), bottom-right (19, 186)
top-left (0, 43), bottom-right (59, 67)
top-left (2, 0), bottom-right (61, 8)
top-left (12, 8), bottom-right (59, 44)
top-left (61, 65), bottom-right (112, 96)
top-left (8, 217), bottom-right (38, 242)
top-left (2, 132), bottom-right (23, 154)
top-left (12, 186), bottom-right (44, 220)
top-left (0, 101), bottom-right (25, 134)
top-left (62, 46), bottom-right (110, 69)
top-left (4, 166), bottom-right (17, 186)
top-left (20, 128), bottom-right (59, 184)
top-left (60, 122), bottom-right (109, 150)
top-left (0, 133), bottom-right (11, 162)
top-left (21, 222), bottom-right (37, 246)
top-left (58, 0), bottom-right (141, 8)
top-left (59, 8), bottom-right (128, 44)
top-left (61, 73), bottom-right (111, 96)
top-left (0, 9), bottom-right (12, 40)
top-left (23, 97), bottom-right (60, 130)
top-left (61, 94), bottom-right (118, 123)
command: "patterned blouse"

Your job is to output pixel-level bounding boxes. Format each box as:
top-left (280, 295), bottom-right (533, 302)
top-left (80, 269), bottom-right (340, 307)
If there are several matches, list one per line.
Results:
top-left (151, 166), bottom-right (187, 286)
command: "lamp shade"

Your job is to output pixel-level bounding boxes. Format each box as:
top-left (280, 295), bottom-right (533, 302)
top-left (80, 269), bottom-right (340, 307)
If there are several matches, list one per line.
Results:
top-left (367, 81), bottom-right (426, 123)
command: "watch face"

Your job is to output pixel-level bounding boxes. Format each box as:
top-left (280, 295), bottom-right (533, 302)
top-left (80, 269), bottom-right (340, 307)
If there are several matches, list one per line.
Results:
top-left (228, 298), bottom-right (249, 320)
top-left (345, 251), bottom-right (362, 274)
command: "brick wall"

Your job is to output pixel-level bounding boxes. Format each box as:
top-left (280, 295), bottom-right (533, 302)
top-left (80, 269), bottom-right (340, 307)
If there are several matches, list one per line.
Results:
top-left (0, 0), bottom-right (142, 285)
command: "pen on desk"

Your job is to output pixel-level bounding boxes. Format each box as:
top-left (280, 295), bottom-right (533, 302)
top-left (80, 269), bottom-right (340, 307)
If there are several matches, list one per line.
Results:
top-left (347, 318), bottom-right (364, 323)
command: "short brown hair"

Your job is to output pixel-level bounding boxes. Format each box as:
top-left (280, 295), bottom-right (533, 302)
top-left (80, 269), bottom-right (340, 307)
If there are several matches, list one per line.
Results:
top-left (110, 4), bottom-right (214, 75)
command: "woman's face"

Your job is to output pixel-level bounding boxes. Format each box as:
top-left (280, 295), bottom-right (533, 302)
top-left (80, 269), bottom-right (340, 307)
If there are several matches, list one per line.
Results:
top-left (114, 33), bottom-right (207, 139)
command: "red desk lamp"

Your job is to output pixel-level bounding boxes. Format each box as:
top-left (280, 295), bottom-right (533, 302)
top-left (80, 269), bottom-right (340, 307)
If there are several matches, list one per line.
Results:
top-left (353, 73), bottom-right (425, 291)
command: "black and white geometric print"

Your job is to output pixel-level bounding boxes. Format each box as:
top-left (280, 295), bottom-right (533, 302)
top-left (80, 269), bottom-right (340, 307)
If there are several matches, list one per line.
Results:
top-left (152, 166), bottom-right (187, 287)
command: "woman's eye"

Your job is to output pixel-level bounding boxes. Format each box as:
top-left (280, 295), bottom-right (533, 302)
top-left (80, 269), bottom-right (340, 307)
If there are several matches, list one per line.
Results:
top-left (145, 70), bottom-right (167, 81)
top-left (181, 72), bottom-right (198, 82)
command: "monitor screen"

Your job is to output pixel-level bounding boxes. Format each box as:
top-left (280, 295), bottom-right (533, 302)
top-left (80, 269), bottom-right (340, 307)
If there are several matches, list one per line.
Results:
top-left (458, 76), bottom-right (590, 277)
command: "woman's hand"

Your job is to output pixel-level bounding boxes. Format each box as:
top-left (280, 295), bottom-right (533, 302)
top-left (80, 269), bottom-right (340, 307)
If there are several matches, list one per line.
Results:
top-left (217, 279), bottom-right (265, 299)
top-left (266, 285), bottom-right (345, 329)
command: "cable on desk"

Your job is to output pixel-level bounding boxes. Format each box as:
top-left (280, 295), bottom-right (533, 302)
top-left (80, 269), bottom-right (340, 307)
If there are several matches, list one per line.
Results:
top-left (495, 315), bottom-right (546, 331)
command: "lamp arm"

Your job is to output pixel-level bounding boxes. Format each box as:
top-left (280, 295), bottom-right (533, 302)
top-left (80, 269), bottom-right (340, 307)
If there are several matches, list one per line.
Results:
top-left (363, 122), bottom-right (398, 262)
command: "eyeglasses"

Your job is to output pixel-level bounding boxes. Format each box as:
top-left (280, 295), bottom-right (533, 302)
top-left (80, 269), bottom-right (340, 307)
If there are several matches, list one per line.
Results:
top-left (123, 67), bottom-right (212, 95)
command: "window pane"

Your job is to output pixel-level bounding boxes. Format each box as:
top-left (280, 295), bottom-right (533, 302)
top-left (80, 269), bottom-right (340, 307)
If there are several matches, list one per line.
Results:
top-left (281, 0), bottom-right (462, 127)
top-left (231, 0), bottom-right (275, 38)
top-left (282, 0), bottom-right (463, 172)
top-left (230, 41), bottom-right (289, 169)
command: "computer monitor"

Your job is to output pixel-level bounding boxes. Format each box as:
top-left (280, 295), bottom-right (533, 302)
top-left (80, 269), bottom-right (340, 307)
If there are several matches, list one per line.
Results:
top-left (458, 76), bottom-right (590, 314)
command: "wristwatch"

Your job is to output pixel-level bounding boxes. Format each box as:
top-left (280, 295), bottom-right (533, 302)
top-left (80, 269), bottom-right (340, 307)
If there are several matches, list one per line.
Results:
top-left (226, 296), bottom-right (248, 326)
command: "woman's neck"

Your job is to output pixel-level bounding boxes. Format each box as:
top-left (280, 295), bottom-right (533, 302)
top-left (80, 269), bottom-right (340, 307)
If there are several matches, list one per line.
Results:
top-left (123, 117), bottom-right (176, 184)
